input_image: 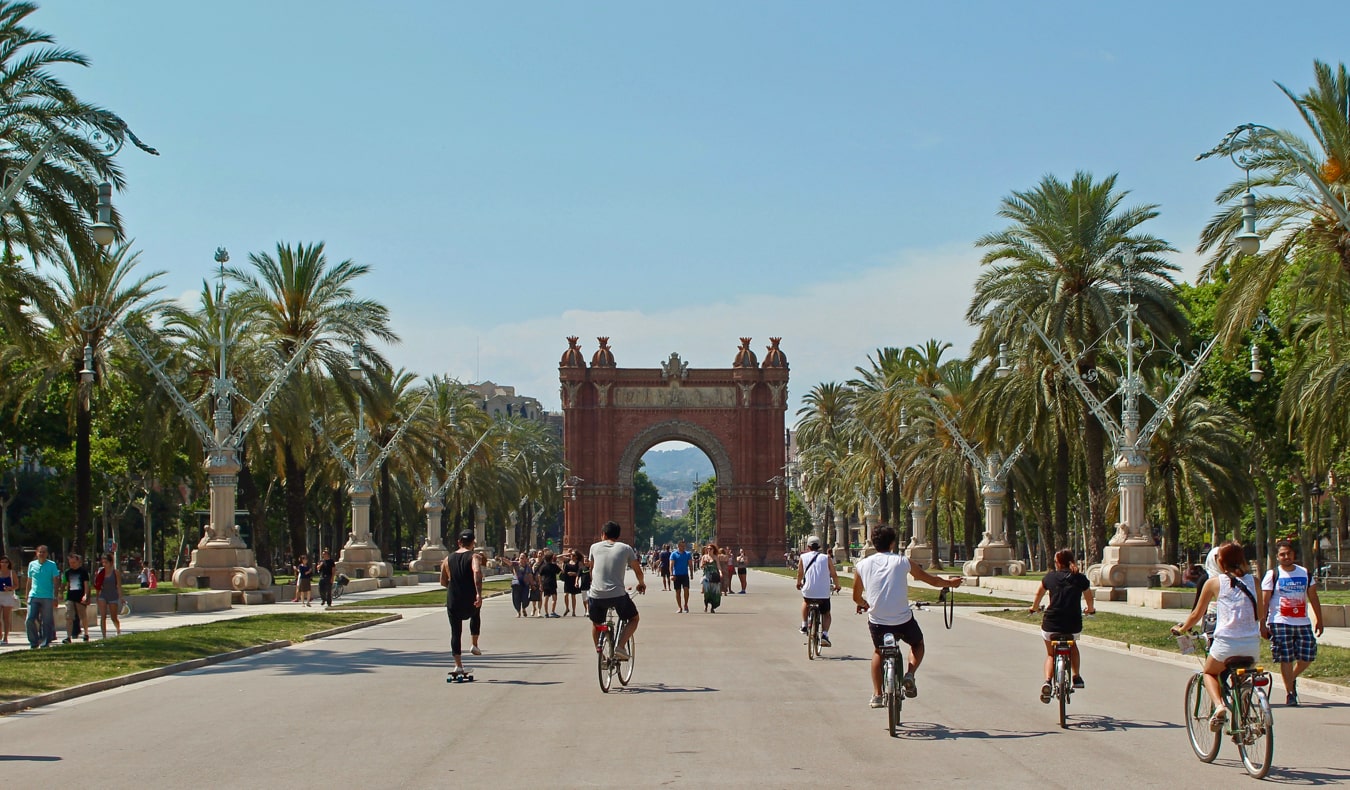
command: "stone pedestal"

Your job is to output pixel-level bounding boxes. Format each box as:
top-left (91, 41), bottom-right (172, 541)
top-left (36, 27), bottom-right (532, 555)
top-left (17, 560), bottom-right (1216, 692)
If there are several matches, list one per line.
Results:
top-left (960, 478), bottom-right (1025, 577)
top-left (171, 452), bottom-right (272, 593)
top-left (409, 498), bottom-right (449, 572)
top-left (336, 486), bottom-right (391, 579)
top-left (905, 497), bottom-right (934, 567)
top-left (831, 513), bottom-right (850, 566)
top-left (1086, 448), bottom-right (1178, 587)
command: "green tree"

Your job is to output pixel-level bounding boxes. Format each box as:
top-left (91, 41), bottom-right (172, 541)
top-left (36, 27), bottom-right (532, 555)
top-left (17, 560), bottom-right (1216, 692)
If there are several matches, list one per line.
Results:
top-left (632, 462), bottom-right (659, 549)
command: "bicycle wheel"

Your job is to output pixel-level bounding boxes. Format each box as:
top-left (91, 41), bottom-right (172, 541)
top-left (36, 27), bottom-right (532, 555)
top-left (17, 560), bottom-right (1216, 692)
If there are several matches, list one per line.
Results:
top-left (1056, 656), bottom-right (1070, 729)
top-left (597, 630), bottom-right (613, 693)
top-left (808, 611), bottom-right (820, 660)
top-left (1237, 687), bottom-right (1273, 779)
top-left (1184, 673), bottom-right (1220, 763)
top-left (940, 587), bottom-right (954, 630)
top-left (885, 658), bottom-right (901, 737)
top-left (618, 634), bottom-right (635, 686)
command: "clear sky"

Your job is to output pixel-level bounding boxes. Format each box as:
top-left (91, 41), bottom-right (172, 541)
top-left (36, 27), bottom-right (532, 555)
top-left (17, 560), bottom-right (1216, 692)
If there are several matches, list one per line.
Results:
top-left (30, 0), bottom-right (1348, 419)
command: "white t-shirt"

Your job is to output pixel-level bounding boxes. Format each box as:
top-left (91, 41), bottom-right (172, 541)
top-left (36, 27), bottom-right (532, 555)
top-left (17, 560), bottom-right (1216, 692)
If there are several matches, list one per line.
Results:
top-left (1261, 565), bottom-right (1314, 626)
top-left (798, 550), bottom-right (833, 599)
top-left (854, 551), bottom-right (913, 627)
top-left (1215, 573), bottom-right (1260, 640)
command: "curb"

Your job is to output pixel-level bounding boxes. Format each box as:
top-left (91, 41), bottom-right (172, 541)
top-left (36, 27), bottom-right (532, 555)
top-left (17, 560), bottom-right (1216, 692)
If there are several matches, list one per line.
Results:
top-left (970, 610), bottom-right (1350, 702)
top-left (0, 613), bottom-right (402, 716)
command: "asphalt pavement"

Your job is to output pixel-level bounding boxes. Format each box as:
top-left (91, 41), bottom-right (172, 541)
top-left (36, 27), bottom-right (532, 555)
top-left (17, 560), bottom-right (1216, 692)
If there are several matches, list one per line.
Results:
top-left (1, 571), bottom-right (1347, 787)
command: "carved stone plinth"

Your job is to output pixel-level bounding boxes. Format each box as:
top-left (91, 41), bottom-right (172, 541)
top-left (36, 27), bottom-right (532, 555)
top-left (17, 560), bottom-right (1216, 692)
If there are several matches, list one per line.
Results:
top-left (172, 543), bottom-right (273, 592)
top-left (1088, 532), bottom-right (1180, 588)
top-left (905, 538), bottom-right (933, 568)
top-left (336, 542), bottom-right (391, 579)
top-left (409, 542), bottom-right (449, 573)
top-left (961, 541), bottom-right (1026, 577)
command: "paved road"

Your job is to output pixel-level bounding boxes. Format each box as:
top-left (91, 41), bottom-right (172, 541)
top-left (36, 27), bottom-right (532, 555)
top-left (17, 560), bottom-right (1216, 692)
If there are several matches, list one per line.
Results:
top-left (2, 571), bottom-right (1348, 787)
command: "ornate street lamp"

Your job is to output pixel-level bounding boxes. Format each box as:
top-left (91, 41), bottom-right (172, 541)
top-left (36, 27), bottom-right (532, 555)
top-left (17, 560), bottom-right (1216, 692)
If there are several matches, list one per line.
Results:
top-left (1, 111), bottom-right (157, 215)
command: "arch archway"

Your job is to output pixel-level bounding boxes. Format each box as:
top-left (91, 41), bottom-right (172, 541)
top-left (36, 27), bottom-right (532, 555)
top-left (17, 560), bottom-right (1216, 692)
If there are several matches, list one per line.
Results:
top-left (559, 338), bottom-right (789, 563)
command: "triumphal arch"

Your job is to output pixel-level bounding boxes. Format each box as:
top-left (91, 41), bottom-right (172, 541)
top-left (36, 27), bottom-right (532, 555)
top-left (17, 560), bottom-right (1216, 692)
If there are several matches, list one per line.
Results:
top-left (559, 337), bottom-right (789, 564)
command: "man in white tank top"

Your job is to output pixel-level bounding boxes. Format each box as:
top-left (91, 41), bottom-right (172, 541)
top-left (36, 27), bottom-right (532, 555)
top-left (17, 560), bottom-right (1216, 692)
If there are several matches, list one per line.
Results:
top-left (796, 535), bottom-right (840, 646)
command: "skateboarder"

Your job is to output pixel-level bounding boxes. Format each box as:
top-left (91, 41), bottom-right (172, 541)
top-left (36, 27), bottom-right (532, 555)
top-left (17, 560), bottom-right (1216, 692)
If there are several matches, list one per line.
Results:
top-left (440, 530), bottom-right (483, 681)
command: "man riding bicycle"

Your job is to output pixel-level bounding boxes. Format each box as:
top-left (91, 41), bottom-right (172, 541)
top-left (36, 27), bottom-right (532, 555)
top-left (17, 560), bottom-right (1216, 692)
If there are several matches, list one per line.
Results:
top-left (796, 535), bottom-right (840, 647)
top-left (853, 525), bottom-right (962, 709)
top-left (588, 520), bottom-right (647, 660)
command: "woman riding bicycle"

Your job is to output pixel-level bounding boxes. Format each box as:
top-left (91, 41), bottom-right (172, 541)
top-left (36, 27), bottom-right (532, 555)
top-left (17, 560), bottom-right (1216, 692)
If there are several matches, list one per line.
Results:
top-left (1173, 540), bottom-right (1266, 730)
top-left (1029, 548), bottom-right (1095, 703)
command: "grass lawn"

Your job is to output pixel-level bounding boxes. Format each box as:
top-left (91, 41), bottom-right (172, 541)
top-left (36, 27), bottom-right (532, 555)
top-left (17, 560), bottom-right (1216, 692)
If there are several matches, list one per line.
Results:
top-left (984, 608), bottom-right (1350, 688)
top-left (336, 580), bottom-right (511, 608)
top-left (1316, 590), bottom-right (1350, 605)
top-left (753, 566), bottom-right (1025, 606)
top-left (0, 612), bottom-right (388, 703)
top-left (122, 585), bottom-right (196, 596)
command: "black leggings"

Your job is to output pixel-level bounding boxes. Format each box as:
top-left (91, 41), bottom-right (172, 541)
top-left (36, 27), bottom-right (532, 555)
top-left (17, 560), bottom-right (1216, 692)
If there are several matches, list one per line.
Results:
top-left (447, 607), bottom-right (481, 657)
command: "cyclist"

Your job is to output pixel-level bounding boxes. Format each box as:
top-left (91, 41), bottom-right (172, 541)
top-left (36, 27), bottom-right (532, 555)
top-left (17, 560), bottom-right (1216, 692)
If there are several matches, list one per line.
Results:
top-left (1029, 548), bottom-right (1096, 702)
top-left (852, 525), bottom-right (962, 709)
top-left (796, 535), bottom-right (840, 647)
top-left (588, 520), bottom-right (647, 660)
top-left (1260, 539), bottom-right (1324, 706)
top-left (1173, 540), bottom-right (1266, 730)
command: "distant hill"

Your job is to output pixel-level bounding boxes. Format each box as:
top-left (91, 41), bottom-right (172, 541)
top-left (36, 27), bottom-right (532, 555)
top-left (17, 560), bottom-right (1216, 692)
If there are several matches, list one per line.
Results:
top-left (640, 446), bottom-right (714, 494)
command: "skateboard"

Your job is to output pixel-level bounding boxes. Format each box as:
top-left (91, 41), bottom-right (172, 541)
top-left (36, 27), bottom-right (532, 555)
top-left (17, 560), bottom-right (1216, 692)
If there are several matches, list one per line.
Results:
top-left (447, 669), bottom-right (475, 683)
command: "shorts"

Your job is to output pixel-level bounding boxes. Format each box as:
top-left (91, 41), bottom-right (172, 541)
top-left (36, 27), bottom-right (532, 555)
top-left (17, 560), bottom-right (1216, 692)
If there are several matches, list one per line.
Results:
top-left (1268, 622), bottom-right (1318, 664)
top-left (737, 567), bottom-right (747, 577)
top-left (97, 588), bottom-right (121, 605)
top-left (804, 597), bottom-right (831, 615)
top-left (588, 594), bottom-right (638, 625)
top-left (65, 600), bottom-right (86, 619)
top-left (672, 574), bottom-right (690, 590)
top-left (869, 617), bottom-right (923, 650)
top-left (660, 566), bottom-right (671, 578)
top-left (1208, 634), bottom-right (1261, 664)
top-left (1041, 631), bottom-right (1081, 642)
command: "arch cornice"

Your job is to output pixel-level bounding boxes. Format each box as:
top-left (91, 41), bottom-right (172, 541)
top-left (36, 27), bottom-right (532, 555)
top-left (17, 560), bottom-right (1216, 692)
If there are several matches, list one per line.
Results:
top-left (616, 419), bottom-right (735, 487)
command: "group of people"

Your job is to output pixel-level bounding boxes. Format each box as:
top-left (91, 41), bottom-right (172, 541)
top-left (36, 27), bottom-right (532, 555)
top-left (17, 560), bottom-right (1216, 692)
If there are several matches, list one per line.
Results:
top-left (507, 548), bottom-right (591, 618)
top-left (0, 546), bottom-right (126, 649)
top-left (290, 550), bottom-right (338, 607)
top-left (649, 541), bottom-right (749, 614)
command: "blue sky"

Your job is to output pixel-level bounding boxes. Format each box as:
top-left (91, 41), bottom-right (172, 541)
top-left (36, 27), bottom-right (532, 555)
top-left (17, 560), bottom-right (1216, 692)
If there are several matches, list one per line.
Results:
top-left (32, 1), bottom-right (1348, 419)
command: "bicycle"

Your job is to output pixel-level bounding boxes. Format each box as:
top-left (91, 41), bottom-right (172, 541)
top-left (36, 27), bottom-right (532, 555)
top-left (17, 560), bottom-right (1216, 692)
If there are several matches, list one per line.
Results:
top-left (1046, 633), bottom-right (1075, 729)
top-left (596, 608), bottom-right (635, 693)
top-left (879, 632), bottom-right (907, 737)
top-left (332, 573), bottom-right (349, 601)
top-left (805, 601), bottom-right (823, 660)
top-left (937, 586), bottom-right (955, 629)
top-left (1175, 629), bottom-right (1274, 779)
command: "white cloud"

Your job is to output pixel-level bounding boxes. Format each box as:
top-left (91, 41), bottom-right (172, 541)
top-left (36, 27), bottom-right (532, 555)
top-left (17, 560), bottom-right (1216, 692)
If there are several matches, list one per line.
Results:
top-left (375, 243), bottom-right (983, 419)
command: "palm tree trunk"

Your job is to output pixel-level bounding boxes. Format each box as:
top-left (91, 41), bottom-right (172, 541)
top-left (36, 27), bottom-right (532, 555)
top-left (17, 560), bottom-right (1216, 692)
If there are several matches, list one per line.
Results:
top-left (963, 473), bottom-right (979, 555)
top-left (1162, 471), bottom-right (1180, 566)
top-left (75, 383), bottom-right (92, 554)
top-left (282, 441), bottom-right (307, 560)
top-left (1082, 406), bottom-right (1109, 563)
top-left (1054, 426), bottom-right (1070, 550)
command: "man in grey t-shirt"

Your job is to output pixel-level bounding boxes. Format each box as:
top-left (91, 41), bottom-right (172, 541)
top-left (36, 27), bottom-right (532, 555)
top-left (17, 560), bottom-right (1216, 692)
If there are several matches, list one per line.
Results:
top-left (587, 520), bottom-right (647, 660)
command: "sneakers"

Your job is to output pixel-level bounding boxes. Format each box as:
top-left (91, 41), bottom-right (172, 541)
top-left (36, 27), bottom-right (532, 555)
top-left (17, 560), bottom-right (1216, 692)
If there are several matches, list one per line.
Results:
top-left (869, 695), bottom-right (885, 709)
top-left (819, 635), bottom-right (832, 648)
top-left (613, 648), bottom-right (630, 662)
top-left (1209, 707), bottom-right (1228, 732)
top-left (902, 673), bottom-right (918, 698)
top-left (470, 646), bottom-right (482, 656)
top-left (61, 637), bottom-right (72, 644)
top-left (1286, 691), bottom-right (1299, 707)
top-left (82, 634), bottom-right (89, 642)
top-left (1072, 675), bottom-right (1085, 689)
top-left (799, 624), bottom-right (808, 634)
top-left (1040, 681), bottom-right (1053, 704)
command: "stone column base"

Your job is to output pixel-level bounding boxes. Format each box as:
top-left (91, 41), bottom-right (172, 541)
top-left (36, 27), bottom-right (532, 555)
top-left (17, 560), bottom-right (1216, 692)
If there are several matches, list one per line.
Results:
top-left (832, 545), bottom-right (850, 568)
top-left (171, 545), bottom-right (273, 591)
top-left (409, 544), bottom-right (450, 573)
top-left (961, 544), bottom-right (1026, 577)
top-left (905, 541), bottom-right (933, 568)
top-left (337, 543), bottom-right (392, 579)
top-left (1088, 543), bottom-right (1180, 587)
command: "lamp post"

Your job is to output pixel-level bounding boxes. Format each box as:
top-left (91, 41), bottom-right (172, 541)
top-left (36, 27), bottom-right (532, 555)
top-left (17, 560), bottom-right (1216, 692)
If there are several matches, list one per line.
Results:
top-left (852, 419), bottom-right (937, 567)
top-left (78, 248), bottom-right (315, 595)
top-left (313, 344), bottom-right (432, 579)
top-left (916, 395), bottom-right (1029, 577)
top-left (409, 421), bottom-right (499, 572)
top-left (1, 111), bottom-right (157, 215)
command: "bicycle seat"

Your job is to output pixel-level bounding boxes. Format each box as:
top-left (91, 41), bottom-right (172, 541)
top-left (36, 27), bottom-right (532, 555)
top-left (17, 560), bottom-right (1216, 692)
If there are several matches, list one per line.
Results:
top-left (1224, 656), bottom-right (1256, 669)
top-left (1047, 633), bottom-right (1075, 642)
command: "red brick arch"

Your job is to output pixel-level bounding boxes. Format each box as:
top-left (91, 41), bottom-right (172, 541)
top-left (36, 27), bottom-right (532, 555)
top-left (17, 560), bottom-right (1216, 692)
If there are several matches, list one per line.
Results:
top-left (559, 337), bottom-right (789, 563)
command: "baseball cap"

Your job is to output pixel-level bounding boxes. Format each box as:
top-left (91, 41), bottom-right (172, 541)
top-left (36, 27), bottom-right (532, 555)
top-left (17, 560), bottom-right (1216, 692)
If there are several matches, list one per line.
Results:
top-left (806, 535), bottom-right (822, 549)
top-left (457, 530), bottom-right (476, 543)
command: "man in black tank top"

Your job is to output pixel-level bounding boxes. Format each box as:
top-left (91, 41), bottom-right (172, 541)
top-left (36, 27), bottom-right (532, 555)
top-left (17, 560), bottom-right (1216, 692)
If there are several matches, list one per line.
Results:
top-left (439, 530), bottom-right (484, 676)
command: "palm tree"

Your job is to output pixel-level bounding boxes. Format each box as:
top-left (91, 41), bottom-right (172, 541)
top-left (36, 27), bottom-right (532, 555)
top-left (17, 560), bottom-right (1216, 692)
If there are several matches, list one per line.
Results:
top-left (968, 171), bottom-right (1183, 562)
top-left (227, 241), bottom-right (396, 558)
top-left (1198, 60), bottom-right (1350, 345)
top-left (20, 242), bottom-right (165, 551)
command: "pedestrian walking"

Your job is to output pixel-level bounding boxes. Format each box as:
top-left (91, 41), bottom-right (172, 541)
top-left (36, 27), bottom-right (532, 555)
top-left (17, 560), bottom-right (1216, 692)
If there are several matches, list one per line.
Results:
top-left (701, 543), bottom-right (723, 613)
top-left (440, 530), bottom-right (484, 678)
top-left (93, 553), bottom-right (123, 639)
top-left (562, 550), bottom-right (583, 616)
top-left (510, 556), bottom-right (532, 617)
top-left (658, 544), bottom-right (672, 591)
top-left (670, 539), bottom-right (692, 613)
top-left (61, 552), bottom-right (91, 643)
top-left (539, 550), bottom-right (561, 617)
top-left (717, 547), bottom-right (731, 597)
top-left (1260, 539), bottom-right (1324, 706)
top-left (316, 549), bottom-right (336, 607)
top-left (293, 555), bottom-right (313, 606)
top-left (736, 548), bottom-right (749, 593)
top-left (25, 545), bottom-right (59, 648)
top-left (0, 555), bottom-right (18, 645)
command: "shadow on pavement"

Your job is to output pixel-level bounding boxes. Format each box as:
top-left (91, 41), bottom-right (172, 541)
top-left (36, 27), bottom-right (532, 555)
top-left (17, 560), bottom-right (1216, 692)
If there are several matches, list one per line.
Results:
top-left (191, 649), bottom-right (572, 677)
top-left (1242, 764), bottom-right (1350, 786)
top-left (479, 679), bottom-right (564, 687)
top-left (0, 756), bottom-right (62, 762)
top-left (610, 683), bottom-right (718, 695)
top-left (891, 721), bottom-right (1048, 741)
top-left (1064, 714), bottom-right (1181, 733)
